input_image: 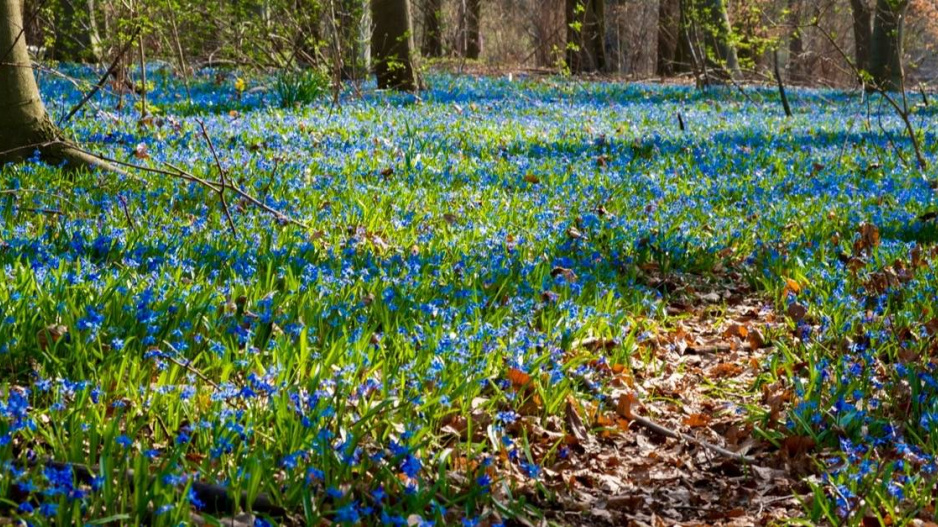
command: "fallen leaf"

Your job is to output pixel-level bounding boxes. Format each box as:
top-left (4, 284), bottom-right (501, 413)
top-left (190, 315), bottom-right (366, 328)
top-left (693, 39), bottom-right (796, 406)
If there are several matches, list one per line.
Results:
top-left (682, 413), bottom-right (711, 428)
top-left (507, 368), bottom-right (532, 388)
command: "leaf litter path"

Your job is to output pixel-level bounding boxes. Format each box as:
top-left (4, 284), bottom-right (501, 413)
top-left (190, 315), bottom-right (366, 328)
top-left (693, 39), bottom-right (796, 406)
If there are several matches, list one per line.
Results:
top-left (522, 271), bottom-right (807, 526)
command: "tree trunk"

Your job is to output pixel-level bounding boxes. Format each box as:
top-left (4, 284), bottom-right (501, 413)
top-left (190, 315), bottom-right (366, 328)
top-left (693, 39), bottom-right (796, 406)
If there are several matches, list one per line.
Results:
top-left (870, 0), bottom-right (907, 91)
top-left (565, 0), bottom-right (606, 73)
top-left (420, 0), bottom-right (443, 58)
top-left (787, 0), bottom-right (805, 82)
top-left (687, 0), bottom-right (738, 77)
top-left (850, 0), bottom-right (872, 72)
top-left (1, 0), bottom-right (60, 163)
top-left (0, 0), bottom-right (108, 167)
top-left (50, 0), bottom-right (101, 63)
top-left (465, 0), bottom-right (481, 59)
top-left (656, 0), bottom-right (680, 76)
top-left (371, 0), bottom-right (419, 91)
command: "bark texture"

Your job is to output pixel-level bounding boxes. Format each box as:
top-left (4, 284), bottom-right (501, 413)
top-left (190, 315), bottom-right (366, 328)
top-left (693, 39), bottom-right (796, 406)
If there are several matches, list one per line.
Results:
top-left (787, 0), bottom-right (805, 82)
top-left (850, 0), bottom-right (873, 72)
top-left (420, 0), bottom-right (443, 57)
top-left (465, 0), bottom-right (481, 60)
top-left (656, 0), bottom-right (680, 76)
top-left (1, 0), bottom-right (59, 163)
top-left (565, 0), bottom-right (606, 73)
top-left (870, 0), bottom-right (908, 91)
top-left (371, 0), bottom-right (418, 91)
top-left (1, 0), bottom-right (107, 168)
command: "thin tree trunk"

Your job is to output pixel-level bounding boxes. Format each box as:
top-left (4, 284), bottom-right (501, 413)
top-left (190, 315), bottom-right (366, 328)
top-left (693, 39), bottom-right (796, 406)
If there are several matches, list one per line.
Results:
top-left (657, 0), bottom-right (680, 76)
top-left (420, 0), bottom-right (443, 57)
top-left (849, 0), bottom-right (872, 72)
top-left (565, 0), bottom-right (606, 73)
top-left (870, 0), bottom-right (907, 91)
top-left (371, 0), bottom-right (418, 91)
top-left (465, 0), bottom-right (481, 59)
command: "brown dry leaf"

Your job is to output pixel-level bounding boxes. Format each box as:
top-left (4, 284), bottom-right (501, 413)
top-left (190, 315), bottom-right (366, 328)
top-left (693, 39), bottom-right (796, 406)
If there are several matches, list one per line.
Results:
top-left (786, 302), bottom-right (807, 322)
top-left (37, 324), bottom-right (68, 351)
top-left (682, 413), bottom-right (711, 428)
top-left (615, 392), bottom-right (638, 419)
top-left (784, 277), bottom-right (802, 295)
top-left (853, 222), bottom-right (881, 255)
top-left (565, 397), bottom-right (589, 444)
top-left (507, 368), bottom-right (532, 388)
top-left (524, 173), bottom-right (540, 184)
top-left (748, 327), bottom-right (766, 349)
top-left (708, 363), bottom-right (743, 378)
top-left (723, 324), bottom-right (748, 339)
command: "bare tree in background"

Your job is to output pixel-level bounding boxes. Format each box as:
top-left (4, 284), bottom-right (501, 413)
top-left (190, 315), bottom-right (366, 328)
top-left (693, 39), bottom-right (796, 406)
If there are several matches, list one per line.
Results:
top-left (565, 0), bottom-right (605, 73)
top-left (465, 0), bottom-right (481, 58)
top-left (657, 0), bottom-right (681, 76)
top-left (420, 0), bottom-right (443, 57)
top-left (870, 0), bottom-right (908, 90)
top-left (371, 0), bottom-right (418, 90)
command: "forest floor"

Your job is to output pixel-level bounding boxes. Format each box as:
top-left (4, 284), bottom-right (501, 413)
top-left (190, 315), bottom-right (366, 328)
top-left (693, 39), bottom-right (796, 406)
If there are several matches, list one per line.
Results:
top-left (1, 69), bottom-right (937, 526)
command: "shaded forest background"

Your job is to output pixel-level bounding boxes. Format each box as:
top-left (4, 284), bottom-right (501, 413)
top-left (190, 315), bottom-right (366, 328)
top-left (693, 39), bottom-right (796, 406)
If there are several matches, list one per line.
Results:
top-left (19, 0), bottom-right (938, 89)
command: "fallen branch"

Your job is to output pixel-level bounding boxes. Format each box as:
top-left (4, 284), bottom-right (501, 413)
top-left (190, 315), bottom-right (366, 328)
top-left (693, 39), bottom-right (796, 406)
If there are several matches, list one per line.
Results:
top-left (630, 413), bottom-right (759, 465)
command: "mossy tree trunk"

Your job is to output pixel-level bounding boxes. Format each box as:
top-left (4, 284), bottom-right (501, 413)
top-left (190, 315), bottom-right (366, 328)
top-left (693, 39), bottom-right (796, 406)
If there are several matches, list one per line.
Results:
top-left (371, 0), bottom-right (418, 91)
top-left (565, 0), bottom-right (606, 74)
top-left (50, 0), bottom-right (101, 63)
top-left (1, 0), bottom-right (105, 167)
top-left (465, 0), bottom-right (481, 60)
top-left (420, 0), bottom-right (443, 57)
top-left (870, 0), bottom-right (908, 91)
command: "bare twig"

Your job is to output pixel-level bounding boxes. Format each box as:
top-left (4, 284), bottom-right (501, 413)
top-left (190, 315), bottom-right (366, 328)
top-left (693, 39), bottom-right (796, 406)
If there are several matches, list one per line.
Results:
top-left (195, 119), bottom-right (238, 237)
top-left (60, 26), bottom-right (141, 126)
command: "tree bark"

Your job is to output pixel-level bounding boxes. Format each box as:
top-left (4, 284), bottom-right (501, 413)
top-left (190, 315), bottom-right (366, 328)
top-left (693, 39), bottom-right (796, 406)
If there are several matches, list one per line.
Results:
top-left (420, 0), bottom-right (443, 57)
top-left (371, 0), bottom-right (419, 91)
top-left (850, 0), bottom-right (872, 72)
top-left (0, 0), bottom-right (106, 167)
top-left (656, 0), bottom-right (680, 76)
top-left (50, 0), bottom-right (101, 63)
top-left (787, 0), bottom-right (805, 82)
top-left (870, 0), bottom-right (907, 91)
top-left (565, 0), bottom-right (606, 73)
top-left (465, 0), bottom-right (481, 59)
